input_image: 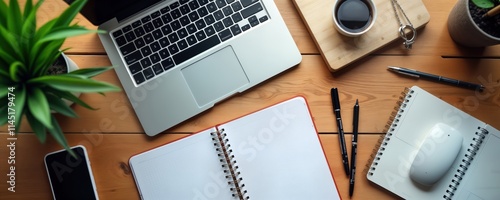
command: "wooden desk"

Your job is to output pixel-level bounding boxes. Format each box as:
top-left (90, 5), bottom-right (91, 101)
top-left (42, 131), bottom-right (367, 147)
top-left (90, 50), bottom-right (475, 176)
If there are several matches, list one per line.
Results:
top-left (1, 0), bottom-right (499, 199)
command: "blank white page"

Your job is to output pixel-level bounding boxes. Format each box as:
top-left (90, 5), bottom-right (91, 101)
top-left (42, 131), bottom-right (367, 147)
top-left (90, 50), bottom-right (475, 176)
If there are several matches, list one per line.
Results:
top-left (218, 97), bottom-right (340, 199)
top-left (129, 128), bottom-right (234, 200)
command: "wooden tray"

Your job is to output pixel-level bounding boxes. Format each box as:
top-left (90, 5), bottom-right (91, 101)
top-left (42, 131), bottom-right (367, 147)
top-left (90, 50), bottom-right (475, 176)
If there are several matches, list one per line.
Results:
top-left (292, 0), bottom-right (431, 72)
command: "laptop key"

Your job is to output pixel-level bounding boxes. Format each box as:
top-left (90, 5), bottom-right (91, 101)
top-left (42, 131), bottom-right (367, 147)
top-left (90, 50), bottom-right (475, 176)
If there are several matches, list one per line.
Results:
top-left (196, 30), bottom-right (207, 40)
top-left (205, 14), bottom-right (216, 25)
top-left (143, 67), bottom-right (155, 80)
top-left (122, 25), bottom-right (132, 33)
top-left (178, 39), bottom-right (188, 50)
top-left (214, 10), bottom-right (224, 20)
top-left (150, 52), bottom-right (161, 63)
top-left (133, 72), bottom-right (146, 85)
top-left (134, 37), bottom-right (146, 48)
top-left (168, 43), bottom-right (180, 55)
top-left (159, 37), bottom-right (170, 47)
top-left (241, 0), bottom-right (258, 7)
top-left (161, 24), bottom-right (173, 35)
top-left (215, 0), bottom-right (226, 8)
top-left (187, 24), bottom-right (197, 34)
top-left (259, 15), bottom-right (268, 23)
top-left (162, 13), bottom-right (173, 24)
top-left (248, 15), bottom-right (259, 27)
top-left (195, 19), bottom-right (207, 30)
top-left (222, 6), bottom-right (233, 16)
top-left (141, 16), bottom-right (151, 23)
top-left (152, 29), bottom-right (163, 40)
top-left (173, 34), bottom-right (220, 64)
top-left (177, 28), bottom-right (188, 39)
top-left (170, 2), bottom-right (180, 9)
top-left (207, 2), bottom-right (218, 12)
top-left (141, 46), bottom-right (152, 57)
top-left (171, 20), bottom-right (182, 31)
top-left (198, 0), bottom-right (209, 5)
top-left (159, 49), bottom-right (170, 59)
top-left (241, 3), bottom-right (263, 18)
top-left (124, 50), bottom-right (143, 65)
top-left (113, 30), bottom-right (123, 37)
top-left (161, 58), bottom-right (175, 70)
top-left (132, 20), bottom-right (142, 28)
top-left (152, 63), bottom-right (164, 75)
top-left (134, 26), bottom-right (146, 37)
top-left (171, 9), bottom-right (182, 19)
top-left (230, 24), bottom-right (241, 36)
top-left (129, 62), bottom-right (142, 74)
top-left (231, 12), bottom-right (243, 23)
top-left (125, 31), bottom-right (136, 42)
top-left (231, 2), bottom-right (242, 11)
top-left (213, 21), bottom-right (224, 32)
top-left (241, 24), bottom-right (250, 31)
top-left (189, 1), bottom-right (200, 10)
top-left (218, 29), bottom-right (232, 41)
top-left (153, 18), bottom-right (164, 28)
top-left (151, 41), bottom-right (161, 52)
top-left (143, 22), bottom-right (155, 33)
top-left (151, 11), bottom-right (161, 19)
top-left (180, 4), bottom-right (190, 15)
top-left (120, 43), bottom-right (136, 56)
top-left (115, 36), bottom-right (127, 46)
top-left (140, 57), bottom-right (152, 67)
top-left (222, 17), bottom-right (233, 27)
top-left (198, 6), bottom-right (209, 17)
top-left (144, 33), bottom-right (154, 44)
top-left (186, 35), bottom-right (197, 45)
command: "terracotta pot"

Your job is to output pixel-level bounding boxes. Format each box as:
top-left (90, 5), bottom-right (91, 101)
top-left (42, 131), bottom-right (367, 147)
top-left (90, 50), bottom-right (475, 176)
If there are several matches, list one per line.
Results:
top-left (447, 0), bottom-right (500, 47)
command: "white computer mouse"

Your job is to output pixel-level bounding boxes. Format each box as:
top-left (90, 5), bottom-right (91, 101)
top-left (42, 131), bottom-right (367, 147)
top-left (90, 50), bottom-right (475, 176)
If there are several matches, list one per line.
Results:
top-left (409, 123), bottom-right (463, 186)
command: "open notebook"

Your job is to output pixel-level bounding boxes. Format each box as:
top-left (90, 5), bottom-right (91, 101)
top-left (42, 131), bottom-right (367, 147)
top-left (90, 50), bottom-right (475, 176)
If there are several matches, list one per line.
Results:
top-left (366, 86), bottom-right (500, 199)
top-left (129, 97), bottom-right (341, 199)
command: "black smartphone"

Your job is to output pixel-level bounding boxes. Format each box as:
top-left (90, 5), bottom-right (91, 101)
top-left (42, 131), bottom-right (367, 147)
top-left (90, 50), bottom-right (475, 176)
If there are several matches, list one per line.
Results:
top-left (44, 145), bottom-right (99, 200)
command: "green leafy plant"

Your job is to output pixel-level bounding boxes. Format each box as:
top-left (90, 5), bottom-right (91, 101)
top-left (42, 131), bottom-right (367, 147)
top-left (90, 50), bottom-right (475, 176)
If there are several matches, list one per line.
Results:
top-left (0, 0), bottom-right (120, 154)
top-left (472, 0), bottom-right (500, 9)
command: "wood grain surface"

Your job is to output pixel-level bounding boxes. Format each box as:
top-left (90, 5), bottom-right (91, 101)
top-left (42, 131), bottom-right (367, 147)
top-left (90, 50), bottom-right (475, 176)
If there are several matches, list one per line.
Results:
top-left (293, 0), bottom-right (431, 71)
top-left (1, 0), bottom-right (499, 199)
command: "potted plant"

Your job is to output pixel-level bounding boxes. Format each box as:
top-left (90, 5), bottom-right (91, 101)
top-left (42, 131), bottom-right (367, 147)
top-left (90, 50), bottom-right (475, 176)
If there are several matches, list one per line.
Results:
top-left (447, 0), bottom-right (500, 47)
top-left (0, 0), bottom-right (120, 154)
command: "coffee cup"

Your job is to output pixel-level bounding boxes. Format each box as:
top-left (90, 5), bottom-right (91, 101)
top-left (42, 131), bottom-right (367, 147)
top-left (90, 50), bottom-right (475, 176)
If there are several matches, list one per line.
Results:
top-left (332, 0), bottom-right (377, 37)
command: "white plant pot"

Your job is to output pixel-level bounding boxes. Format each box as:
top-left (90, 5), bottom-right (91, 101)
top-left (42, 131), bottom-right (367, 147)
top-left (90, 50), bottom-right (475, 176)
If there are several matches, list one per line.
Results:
top-left (447, 0), bottom-right (500, 47)
top-left (58, 53), bottom-right (81, 106)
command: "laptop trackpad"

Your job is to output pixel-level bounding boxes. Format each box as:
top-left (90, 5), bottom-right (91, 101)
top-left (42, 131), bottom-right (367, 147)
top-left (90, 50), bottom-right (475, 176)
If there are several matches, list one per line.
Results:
top-left (181, 46), bottom-right (249, 107)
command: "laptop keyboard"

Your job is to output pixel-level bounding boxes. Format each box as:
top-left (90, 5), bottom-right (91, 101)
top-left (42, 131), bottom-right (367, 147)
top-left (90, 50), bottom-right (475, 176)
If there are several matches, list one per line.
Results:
top-left (112, 0), bottom-right (269, 86)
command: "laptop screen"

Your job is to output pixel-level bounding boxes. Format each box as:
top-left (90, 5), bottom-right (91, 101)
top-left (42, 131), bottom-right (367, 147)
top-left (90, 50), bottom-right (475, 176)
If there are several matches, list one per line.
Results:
top-left (64, 0), bottom-right (162, 25)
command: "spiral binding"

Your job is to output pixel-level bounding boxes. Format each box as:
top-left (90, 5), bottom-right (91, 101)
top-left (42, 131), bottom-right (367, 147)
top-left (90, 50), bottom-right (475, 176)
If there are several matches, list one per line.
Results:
top-left (366, 88), bottom-right (414, 176)
top-left (443, 127), bottom-right (489, 200)
top-left (211, 129), bottom-right (249, 200)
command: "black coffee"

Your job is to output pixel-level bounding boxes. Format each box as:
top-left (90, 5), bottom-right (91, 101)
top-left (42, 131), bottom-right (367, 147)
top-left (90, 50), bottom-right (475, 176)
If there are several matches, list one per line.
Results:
top-left (336, 0), bottom-right (372, 33)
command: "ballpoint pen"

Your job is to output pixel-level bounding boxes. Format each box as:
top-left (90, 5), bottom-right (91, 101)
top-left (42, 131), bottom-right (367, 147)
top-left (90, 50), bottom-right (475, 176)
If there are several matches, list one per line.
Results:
top-left (330, 88), bottom-right (349, 176)
top-left (388, 66), bottom-right (484, 91)
top-left (349, 99), bottom-right (359, 197)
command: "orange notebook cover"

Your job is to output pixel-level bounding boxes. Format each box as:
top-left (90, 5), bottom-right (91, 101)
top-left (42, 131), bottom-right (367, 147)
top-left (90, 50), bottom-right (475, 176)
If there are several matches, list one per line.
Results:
top-left (129, 96), bottom-right (341, 199)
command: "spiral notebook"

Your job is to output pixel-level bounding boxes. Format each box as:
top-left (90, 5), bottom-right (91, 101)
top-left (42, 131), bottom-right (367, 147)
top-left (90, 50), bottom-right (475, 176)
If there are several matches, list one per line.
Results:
top-left (129, 97), bottom-right (341, 200)
top-left (366, 86), bottom-right (500, 199)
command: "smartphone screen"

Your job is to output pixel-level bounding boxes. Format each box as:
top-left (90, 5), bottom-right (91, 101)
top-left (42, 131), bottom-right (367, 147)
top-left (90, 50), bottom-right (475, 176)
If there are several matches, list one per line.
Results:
top-left (44, 145), bottom-right (99, 200)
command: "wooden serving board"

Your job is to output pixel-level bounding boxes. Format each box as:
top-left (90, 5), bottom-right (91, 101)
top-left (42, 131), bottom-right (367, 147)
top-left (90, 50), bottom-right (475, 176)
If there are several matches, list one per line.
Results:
top-left (292, 0), bottom-right (430, 72)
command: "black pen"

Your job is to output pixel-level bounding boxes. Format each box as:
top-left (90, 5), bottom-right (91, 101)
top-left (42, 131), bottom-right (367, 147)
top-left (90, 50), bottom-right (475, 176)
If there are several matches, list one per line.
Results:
top-left (349, 99), bottom-right (359, 197)
top-left (330, 88), bottom-right (349, 176)
top-left (388, 66), bottom-right (484, 91)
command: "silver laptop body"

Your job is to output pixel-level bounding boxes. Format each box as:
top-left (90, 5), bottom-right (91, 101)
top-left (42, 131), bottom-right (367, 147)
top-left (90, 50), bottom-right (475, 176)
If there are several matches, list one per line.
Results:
top-left (73, 0), bottom-right (301, 135)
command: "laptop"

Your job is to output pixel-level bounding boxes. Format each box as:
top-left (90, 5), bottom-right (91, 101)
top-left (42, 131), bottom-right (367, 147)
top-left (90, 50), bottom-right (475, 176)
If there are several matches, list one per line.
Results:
top-left (66, 0), bottom-right (301, 136)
